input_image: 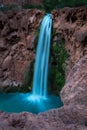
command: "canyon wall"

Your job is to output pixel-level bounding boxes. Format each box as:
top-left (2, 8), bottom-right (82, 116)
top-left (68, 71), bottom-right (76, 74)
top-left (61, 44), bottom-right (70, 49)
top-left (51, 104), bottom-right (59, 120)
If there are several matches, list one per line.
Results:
top-left (52, 6), bottom-right (87, 71)
top-left (52, 6), bottom-right (87, 109)
top-left (0, 9), bottom-right (44, 90)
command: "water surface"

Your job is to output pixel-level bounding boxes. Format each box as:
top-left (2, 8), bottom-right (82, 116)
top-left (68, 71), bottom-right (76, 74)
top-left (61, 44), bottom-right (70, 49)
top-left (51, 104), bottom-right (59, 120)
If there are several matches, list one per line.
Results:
top-left (0, 92), bottom-right (63, 114)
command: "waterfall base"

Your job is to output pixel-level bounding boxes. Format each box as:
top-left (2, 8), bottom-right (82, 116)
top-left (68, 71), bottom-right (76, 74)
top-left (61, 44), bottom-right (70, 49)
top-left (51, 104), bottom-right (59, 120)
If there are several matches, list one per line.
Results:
top-left (0, 92), bottom-right (63, 114)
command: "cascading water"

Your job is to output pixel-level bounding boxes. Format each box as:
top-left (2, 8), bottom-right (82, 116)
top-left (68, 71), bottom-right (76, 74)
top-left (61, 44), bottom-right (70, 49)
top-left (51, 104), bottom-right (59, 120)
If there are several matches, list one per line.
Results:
top-left (32, 14), bottom-right (52, 99)
top-left (0, 14), bottom-right (63, 114)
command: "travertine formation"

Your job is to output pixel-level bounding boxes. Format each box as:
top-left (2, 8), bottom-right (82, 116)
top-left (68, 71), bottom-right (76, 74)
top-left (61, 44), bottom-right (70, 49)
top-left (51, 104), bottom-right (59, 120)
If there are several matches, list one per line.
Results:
top-left (0, 9), bottom-right (44, 89)
top-left (61, 55), bottom-right (87, 107)
top-left (52, 6), bottom-right (87, 73)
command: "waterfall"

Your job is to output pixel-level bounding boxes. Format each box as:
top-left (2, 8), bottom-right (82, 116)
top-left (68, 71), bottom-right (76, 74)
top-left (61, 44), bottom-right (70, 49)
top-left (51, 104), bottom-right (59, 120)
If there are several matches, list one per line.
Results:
top-left (0, 14), bottom-right (63, 114)
top-left (32, 14), bottom-right (52, 99)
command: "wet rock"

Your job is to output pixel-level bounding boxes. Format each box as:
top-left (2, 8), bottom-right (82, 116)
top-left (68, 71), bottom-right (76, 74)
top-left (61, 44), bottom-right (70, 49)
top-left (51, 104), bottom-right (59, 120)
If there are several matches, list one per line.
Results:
top-left (2, 79), bottom-right (12, 87)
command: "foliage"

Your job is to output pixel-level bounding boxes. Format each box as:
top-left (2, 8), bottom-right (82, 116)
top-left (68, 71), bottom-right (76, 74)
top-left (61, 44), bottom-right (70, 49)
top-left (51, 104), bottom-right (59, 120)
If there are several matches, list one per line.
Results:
top-left (59, 0), bottom-right (87, 7)
top-left (42, 0), bottom-right (87, 12)
top-left (23, 4), bottom-right (42, 10)
top-left (0, 4), bottom-right (20, 11)
top-left (49, 35), bottom-right (69, 95)
top-left (0, 0), bottom-right (87, 12)
top-left (42, 0), bottom-right (59, 12)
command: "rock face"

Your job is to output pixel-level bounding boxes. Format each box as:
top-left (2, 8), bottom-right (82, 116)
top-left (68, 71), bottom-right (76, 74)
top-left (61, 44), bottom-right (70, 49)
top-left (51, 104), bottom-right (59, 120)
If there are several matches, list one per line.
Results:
top-left (52, 6), bottom-right (87, 75)
top-left (0, 9), bottom-right (44, 89)
top-left (52, 6), bottom-right (87, 130)
top-left (61, 55), bottom-right (87, 107)
top-left (0, 105), bottom-right (87, 130)
top-left (52, 5), bottom-right (87, 115)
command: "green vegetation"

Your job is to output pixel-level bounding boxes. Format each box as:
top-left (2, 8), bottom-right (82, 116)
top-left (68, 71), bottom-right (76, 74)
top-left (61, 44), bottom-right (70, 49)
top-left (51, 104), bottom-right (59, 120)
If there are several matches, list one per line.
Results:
top-left (42, 0), bottom-right (87, 12)
top-left (23, 0), bottom-right (87, 12)
top-left (22, 0), bottom-right (87, 12)
top-left (23, 4), bottom-right (42, 10)
top-left (22, 28), bottom-right (69, 96)
top-left (42, 0), bottom-right (59, 12)
top-left (49, 35), bottom-right (69, 95)
top-left (0, 0), bottom-right (87, 12)
top-left (0, 4), bottom-right (20, 11)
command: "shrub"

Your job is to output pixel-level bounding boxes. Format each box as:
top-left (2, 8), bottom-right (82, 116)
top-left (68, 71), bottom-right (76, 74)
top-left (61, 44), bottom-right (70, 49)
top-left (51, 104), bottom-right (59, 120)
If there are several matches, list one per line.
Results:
top-left (42, 0), bottom-right (87, 12)
top-left (23, 4), bottom-right (42, 10)
top-left (49, 35), bottom-right (69, 95)
top-left (0, 4), bottom-right (20, 11)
